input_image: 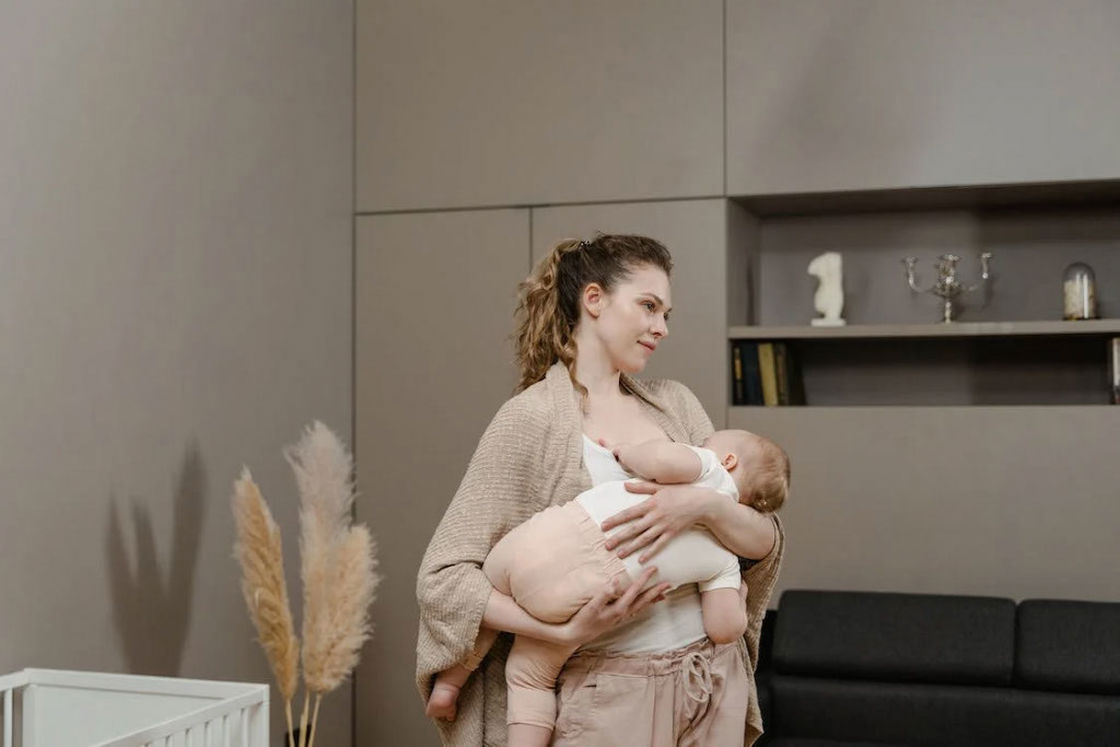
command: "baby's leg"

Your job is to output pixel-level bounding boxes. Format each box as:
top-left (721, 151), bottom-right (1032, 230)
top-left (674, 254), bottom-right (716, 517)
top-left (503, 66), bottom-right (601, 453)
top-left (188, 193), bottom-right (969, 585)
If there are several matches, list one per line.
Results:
top-left (504, 634), bottom-right (579, 742)
top-left (700, 582), bottom-right (750, 644)
top-left (425, 627), bottom-right (499, 721)
top-left (426, 524), bottom-right (523, 722)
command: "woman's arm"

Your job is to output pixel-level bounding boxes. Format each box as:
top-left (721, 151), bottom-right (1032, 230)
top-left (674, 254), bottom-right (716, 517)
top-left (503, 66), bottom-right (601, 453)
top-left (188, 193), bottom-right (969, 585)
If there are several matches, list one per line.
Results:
top-left (482, 566), bottom-right (668, 646)
top-left (416, 399), bottom-right (547, 694)
top-left (600, 482), bottom-right (777, 563)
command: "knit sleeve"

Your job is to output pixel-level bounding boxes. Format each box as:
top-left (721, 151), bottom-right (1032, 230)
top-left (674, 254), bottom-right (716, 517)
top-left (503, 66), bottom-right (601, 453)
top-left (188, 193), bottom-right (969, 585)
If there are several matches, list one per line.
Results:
top-left (664, 379), bottom-right (716, 444)
top-left (414, 395), bottom-right (548, 702)
top-left (743, 514), bottom-right (785, 745)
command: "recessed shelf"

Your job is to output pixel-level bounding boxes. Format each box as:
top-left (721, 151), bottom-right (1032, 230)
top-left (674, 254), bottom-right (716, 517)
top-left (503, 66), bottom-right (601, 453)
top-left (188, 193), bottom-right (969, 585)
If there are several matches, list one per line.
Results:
top-left (729, 319), bottom-right (1120, 341)
top-left (729, 405), bottom-right (1114, 414)
top-left (733, 178), bottom-right (1120, 217)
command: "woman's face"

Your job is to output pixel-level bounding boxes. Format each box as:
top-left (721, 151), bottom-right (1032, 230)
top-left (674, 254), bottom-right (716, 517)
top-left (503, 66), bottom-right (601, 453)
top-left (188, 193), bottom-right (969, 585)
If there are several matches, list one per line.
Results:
top-left (585, 264), bottom-right (672, 374)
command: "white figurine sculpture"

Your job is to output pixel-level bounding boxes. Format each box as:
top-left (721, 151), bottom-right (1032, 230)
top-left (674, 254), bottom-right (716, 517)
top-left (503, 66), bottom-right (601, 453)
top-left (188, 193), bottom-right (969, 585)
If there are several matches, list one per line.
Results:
top-left (807, 251), bottom-right (846, 326)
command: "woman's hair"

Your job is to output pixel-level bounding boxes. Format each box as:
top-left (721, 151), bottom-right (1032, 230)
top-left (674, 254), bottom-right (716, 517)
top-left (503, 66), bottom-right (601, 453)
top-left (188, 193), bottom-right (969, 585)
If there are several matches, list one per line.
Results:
top-left (513, 233), bottom-right (673, 397)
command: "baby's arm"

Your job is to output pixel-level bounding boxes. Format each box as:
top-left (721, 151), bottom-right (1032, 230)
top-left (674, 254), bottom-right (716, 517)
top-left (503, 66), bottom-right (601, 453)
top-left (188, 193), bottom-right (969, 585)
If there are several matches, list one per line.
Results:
top-left (700, 581), bottom-right (749, 644)
top-left (608, 439), bottom-right (704, 484)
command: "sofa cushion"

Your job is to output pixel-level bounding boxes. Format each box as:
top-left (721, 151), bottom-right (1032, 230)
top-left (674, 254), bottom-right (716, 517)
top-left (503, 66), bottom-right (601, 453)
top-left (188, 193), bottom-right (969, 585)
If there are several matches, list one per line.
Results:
top-left (770, 675), bottom-right (1120, 747)
top-left (1016, 599), bottom-right (1120, 694)
top-left (773, 590), bottom-right (1015, 685)
top-left (762, 740), bottom-right (909, 747)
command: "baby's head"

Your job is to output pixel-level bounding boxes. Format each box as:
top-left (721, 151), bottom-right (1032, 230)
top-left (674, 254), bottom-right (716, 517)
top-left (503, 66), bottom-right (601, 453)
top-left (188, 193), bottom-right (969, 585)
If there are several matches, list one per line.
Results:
top-left (701, 429), bottom-right (789, 513)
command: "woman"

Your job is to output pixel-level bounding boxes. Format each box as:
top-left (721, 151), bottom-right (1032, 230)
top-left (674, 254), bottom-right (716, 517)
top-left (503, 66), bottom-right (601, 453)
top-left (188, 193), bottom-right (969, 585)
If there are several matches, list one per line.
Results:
top-left (416, 234), bottom-right (784, 746)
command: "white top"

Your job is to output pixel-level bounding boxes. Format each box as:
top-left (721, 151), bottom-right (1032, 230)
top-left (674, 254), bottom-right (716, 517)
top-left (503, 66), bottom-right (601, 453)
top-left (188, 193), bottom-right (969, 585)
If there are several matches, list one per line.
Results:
top-left (576, 436), bottom-right (741, 654)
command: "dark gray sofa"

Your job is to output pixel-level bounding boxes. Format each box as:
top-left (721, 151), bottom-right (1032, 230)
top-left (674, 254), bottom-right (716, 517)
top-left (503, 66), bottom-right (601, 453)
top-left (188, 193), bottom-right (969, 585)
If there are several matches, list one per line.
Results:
top-left (755, 590), bottom-right (1120, 746)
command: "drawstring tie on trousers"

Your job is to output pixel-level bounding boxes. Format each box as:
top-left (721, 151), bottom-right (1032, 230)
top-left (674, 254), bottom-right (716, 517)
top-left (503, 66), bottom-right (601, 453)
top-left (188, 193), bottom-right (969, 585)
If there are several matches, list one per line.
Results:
top-left (681, 650), bottom-right (713, 705)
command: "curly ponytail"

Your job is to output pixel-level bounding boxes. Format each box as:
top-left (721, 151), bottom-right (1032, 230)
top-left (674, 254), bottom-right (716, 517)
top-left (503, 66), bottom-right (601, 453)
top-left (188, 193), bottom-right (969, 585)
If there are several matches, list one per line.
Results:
top-left (513, 233), bottom-right (673, 398)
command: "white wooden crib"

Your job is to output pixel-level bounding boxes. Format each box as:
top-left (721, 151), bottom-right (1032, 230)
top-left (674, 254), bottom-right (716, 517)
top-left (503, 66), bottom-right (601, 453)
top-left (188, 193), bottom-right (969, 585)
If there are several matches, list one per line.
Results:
top-left (0, 669), bottom-right (267, 747)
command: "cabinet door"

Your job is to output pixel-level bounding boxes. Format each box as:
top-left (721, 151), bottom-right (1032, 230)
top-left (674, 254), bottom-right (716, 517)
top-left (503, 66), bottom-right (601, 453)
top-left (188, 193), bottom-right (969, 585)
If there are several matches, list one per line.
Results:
top-left (531, 199), bottom-right (734, 428)
top-left (358, 0), bottom-right (724, 212)
top-left (354, 209), bottom-right (528, 747)
top-left (727, 0), bottom-right (1120, 195)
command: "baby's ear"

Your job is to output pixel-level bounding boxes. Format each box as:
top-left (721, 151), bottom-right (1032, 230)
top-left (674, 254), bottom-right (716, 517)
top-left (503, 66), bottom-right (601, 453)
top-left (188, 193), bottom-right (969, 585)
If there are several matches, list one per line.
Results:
top-left (722, 452), bottom-right (739, 471)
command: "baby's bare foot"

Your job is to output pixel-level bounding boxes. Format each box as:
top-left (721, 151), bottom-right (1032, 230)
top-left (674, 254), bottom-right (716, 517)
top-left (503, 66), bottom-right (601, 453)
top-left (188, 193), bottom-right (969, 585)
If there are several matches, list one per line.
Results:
top-left (425, 682), bottom-right (461, 721)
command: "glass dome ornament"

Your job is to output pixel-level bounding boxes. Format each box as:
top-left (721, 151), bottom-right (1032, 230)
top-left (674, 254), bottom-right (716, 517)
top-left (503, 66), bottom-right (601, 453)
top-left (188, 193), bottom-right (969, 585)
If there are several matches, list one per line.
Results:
top-left (1062, 262), bottom-right (1098, 320)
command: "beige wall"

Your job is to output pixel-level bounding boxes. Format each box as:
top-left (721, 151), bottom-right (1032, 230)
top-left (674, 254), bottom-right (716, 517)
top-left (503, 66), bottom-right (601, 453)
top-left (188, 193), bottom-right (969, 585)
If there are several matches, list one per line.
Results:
top-left (0, 2), bottom-right (353, 744)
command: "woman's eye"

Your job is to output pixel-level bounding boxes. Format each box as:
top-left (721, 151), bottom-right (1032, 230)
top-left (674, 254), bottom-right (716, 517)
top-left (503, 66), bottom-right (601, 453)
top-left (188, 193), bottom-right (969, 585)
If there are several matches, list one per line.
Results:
top-left (642, 301), bottom-right (656, 311)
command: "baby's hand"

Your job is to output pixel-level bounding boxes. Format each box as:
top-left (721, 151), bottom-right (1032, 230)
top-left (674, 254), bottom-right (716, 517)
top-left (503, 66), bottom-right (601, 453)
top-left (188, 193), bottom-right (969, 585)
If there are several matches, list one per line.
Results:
top-left (597, 438), bottom-right (640, 475)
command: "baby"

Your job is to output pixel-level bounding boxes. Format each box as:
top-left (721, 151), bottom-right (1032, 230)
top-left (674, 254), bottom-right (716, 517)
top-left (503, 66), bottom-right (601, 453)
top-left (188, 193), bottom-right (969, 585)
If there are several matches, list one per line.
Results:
top-left (425, 428), bottom-right (789, 735)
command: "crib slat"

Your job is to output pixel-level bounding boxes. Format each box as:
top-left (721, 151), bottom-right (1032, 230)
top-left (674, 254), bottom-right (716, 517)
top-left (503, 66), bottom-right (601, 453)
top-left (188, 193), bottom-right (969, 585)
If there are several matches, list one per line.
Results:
top-left (240, 708), bottom-right (248, 747)
top-left (4, 688), bottom-right (12, 747)
top-left (223, 713), bottom-right (231, 747)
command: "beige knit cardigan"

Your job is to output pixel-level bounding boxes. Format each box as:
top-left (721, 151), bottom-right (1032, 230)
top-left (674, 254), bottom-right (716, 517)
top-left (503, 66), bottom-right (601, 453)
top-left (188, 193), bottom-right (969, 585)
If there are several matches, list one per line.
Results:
top-left (416, 362), bottom-right (785, 746)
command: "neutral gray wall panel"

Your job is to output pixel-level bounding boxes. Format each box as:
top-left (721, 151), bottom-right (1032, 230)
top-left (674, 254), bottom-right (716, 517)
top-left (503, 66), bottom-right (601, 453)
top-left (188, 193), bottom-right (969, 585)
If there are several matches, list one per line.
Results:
top-left (727, 0), bottom-right (1120, 195)
top-left (531, 199), bottom-right (730, 427)
top-left (730, 406), bottom-right (1120, 604)
top-left (358, 0), bottom-right (724, 211)
top-left (0, 2), bottom-right (352, 744)
top-left (354, 210), bottom-right (529, 747)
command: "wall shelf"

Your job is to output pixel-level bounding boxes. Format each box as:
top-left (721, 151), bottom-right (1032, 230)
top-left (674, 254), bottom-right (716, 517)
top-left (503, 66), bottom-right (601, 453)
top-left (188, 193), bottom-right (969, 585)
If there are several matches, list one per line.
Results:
top-left (729, 319), bottom-right (1120, 341)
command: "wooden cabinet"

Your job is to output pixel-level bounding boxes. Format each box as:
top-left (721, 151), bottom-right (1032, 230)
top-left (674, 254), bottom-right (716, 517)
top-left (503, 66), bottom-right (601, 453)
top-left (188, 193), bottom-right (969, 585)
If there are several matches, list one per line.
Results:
top-left (726, 0), bottom-right (1120, 195)
top-left (357, 0), bottom-right (724, 212)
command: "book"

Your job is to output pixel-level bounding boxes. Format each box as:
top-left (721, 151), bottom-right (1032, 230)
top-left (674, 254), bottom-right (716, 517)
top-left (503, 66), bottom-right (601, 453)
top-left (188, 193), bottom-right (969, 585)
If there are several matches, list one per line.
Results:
top-left (758, 342), bottom-right (779, 406)
top-left (730, 341), bottom-right (764, 405)
top-left (742, 342), bottom-right (763, 405)
top-left (774, 342), bottom-right (790, 406)
top-left (731, 342), bottom-right (745, 405)
top-left (774, 342), bottom-right (807, 406)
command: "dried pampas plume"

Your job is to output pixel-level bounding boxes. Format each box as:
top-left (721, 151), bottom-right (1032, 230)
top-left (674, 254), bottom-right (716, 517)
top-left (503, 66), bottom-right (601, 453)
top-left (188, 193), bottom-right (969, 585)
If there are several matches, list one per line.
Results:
top-left (231, 468), bottom-right (299, 742)
top-left (288, 421), bottom-right (381, 747)
top-left (232, 421), bottom-right (380, 747)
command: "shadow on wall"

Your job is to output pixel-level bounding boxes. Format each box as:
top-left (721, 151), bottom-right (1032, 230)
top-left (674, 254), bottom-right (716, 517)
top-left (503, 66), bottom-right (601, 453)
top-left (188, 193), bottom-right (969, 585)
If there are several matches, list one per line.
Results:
top-left (105, 442), bottom-right (207, 676)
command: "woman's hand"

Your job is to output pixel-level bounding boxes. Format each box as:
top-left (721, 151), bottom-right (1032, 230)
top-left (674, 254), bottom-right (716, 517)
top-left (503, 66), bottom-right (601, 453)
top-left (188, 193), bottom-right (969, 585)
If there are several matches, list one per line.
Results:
top-left (561, 567), bottom-right (670, 646)
top-left (601, 483), bottom-right (719, 563)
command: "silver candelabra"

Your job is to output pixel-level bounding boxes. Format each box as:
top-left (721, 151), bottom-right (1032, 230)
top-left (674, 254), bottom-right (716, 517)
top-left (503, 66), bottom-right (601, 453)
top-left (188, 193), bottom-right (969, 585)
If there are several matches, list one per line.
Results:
top-left (902, 252), bottom-right (993, 323)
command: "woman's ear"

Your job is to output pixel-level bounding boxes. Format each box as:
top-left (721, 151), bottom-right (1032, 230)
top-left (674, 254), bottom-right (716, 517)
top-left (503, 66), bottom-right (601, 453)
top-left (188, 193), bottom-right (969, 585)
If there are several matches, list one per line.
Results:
top-left (582, 283), bottom-right (605, 319)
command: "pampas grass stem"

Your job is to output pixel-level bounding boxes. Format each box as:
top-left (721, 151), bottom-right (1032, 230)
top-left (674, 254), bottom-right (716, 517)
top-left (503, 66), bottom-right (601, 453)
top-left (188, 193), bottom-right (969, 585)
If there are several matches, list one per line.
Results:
top-left (298, 689), bottom-right (310, 747)
top-left (307, 694), bottom-right (323, 747)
